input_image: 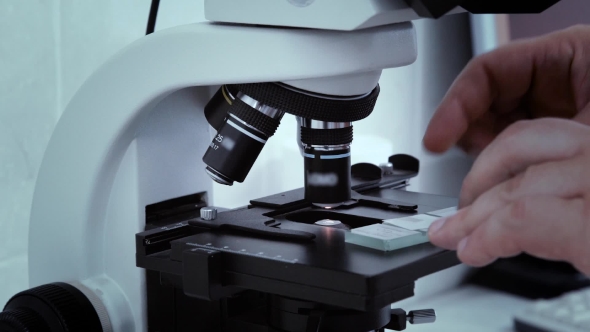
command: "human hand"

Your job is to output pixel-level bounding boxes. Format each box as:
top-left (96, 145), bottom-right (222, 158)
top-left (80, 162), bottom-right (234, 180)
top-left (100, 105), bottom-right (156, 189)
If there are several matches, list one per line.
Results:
top-left (428, 118), bottom-right (590, 275)
top-left (423, 25), bottom-right (590, 156)
top-left (423, 25), bottom-right (590, 274)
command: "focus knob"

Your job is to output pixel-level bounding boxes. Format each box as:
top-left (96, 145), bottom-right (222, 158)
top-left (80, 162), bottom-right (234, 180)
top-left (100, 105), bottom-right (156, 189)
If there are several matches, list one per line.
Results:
top-left (0, 283), bottom-right (103, 332)
top-left (200, 207), bottom-right (218, 221)
top-left (0, 308), bottom-right (50, 332)
top-left (407, 309), bottom-right (436, 325)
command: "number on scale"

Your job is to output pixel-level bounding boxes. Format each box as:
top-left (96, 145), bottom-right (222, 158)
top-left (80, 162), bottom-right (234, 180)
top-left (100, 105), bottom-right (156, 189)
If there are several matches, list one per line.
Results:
top-left (215, 134), bottom-right (223, 143)
top-left (209, 142), bottom-right (219, 150)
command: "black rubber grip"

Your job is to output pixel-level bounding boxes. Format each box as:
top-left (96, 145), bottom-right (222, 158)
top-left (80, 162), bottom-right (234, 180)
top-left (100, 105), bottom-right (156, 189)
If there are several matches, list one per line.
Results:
top-left (229, 97), bottom-right (281, 137)
top-left (2, 282), bottom-right (102, 332)
top-left (300, 126), bottom-right (353, 146)
top-left (229, 83), bottom-right (380, 122)
top-left (0, 308), bottom-right (50, 332)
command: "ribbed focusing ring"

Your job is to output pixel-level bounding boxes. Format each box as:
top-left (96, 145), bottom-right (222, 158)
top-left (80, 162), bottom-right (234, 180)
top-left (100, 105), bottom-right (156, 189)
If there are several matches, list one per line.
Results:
top-left (21, 283), bottom-right (87, 332)
top-left (300, 126), bottom-right (353, 146)
top-left (229, 97), bottom-right (281, 137)
top-left (2, 282), bottom-right (102, 332)
top-left (229, 83), bottom-right (380, 122)
top-left (0, 308), bottom-right (49, 332)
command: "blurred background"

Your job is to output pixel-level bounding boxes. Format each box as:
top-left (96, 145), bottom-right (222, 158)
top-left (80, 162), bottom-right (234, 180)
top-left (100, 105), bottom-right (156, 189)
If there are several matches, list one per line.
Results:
top-left (0, 0), bottom-right (588, 320)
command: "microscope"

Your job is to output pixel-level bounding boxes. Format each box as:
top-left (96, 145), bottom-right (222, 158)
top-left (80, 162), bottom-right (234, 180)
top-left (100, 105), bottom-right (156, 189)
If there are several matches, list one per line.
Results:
top-left (0, 1), bottom-right (559, 331)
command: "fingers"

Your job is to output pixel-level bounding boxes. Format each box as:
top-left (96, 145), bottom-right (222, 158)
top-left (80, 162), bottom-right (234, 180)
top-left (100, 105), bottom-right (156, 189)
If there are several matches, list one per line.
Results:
top-left (459, 118), bottom-right (587, 207)
top-left (423, 25), bottom-right (590, 154)
top-left (574, 104), bottom-right (590, 126)
top-left (429, 157), bottom-right (587, 250)
top-left (456, 109), bottom-right (530, 154)
top-left (455, 112), bottom-right (500, 155)
top-left (456, 196), bottom-right (587, 267)
top-left (423, 38), bottom-right (538, 153)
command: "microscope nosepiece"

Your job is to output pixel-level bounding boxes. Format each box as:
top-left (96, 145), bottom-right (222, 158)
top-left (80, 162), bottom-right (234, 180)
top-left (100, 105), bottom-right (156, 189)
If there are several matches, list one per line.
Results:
top-left (202, 82), bottom-right (379, 189)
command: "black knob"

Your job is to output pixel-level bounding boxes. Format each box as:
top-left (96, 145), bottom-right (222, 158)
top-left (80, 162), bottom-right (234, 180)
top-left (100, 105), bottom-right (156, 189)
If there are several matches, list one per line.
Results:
top-left (407, 309), bottom-right (436, 324)
top-left (0, 308), bottom-right (50, 332)
top-left (0, 283), bottom-right (103, 332)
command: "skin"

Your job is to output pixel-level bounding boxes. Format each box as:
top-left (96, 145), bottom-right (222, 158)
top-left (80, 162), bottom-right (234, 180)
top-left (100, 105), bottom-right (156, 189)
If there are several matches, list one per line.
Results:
top-left (423, 25), bottom-right (590, 275)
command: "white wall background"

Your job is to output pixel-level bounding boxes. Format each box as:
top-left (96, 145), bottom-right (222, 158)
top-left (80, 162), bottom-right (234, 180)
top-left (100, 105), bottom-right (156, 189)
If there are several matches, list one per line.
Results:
top-left (0, 1), bottom-right (478, 307)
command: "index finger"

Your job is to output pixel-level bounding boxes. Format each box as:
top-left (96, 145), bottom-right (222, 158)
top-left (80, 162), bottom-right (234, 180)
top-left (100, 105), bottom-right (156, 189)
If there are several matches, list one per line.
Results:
top-left (423, 37), bottom-right (540, 153)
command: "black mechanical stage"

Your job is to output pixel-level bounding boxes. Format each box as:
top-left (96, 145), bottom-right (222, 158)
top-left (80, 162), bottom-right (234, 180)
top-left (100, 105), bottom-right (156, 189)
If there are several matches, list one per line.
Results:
top-left (136, 155), bottom-right (459, 332)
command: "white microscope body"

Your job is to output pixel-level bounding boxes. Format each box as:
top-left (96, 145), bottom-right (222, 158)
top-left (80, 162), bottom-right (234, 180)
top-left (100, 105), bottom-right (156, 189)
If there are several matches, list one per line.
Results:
top-left (28, 2), bottom-right (423, 330)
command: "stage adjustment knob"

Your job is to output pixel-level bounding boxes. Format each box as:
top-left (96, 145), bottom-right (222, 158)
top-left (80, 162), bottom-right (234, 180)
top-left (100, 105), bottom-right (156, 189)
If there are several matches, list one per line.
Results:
top-left (407, 309), bottom-right (436, 324)
top-left (379, 162), bottom-right (394, 175)
top-left (0, 282), bottom-right (103, 332)
top-left (200, 207), bottom-right (218, 220)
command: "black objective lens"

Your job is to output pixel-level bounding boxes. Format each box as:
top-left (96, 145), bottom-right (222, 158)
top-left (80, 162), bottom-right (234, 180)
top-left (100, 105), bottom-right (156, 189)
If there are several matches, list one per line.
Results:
top-left (304, 147), bottom-right (352, 207)
top-left (300, 122), bottom-right (354, 207)
top-left (204, 85), bottom-right (234, 131)
top-left (203, 114), bottom-right (268, 185)
top-left (203, 86), bottom-right (282, 186)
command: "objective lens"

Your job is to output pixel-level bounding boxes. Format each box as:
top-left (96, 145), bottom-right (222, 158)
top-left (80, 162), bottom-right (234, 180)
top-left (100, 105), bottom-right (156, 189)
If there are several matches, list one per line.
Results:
top-left (202, 86), bottom-right (283, 185)
top-left (300, 118), bottom-right (353, 207)
top-left (203, 114), bottom-right (269, 185)
top-left (304, 146), bottom-right (351, 206)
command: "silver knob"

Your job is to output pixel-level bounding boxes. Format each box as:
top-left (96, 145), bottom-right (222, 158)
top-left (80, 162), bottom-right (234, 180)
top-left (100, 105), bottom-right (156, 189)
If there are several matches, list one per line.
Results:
top-left (200, 207), bottom-right (218, 221)
top-left (379, 162), bottom-right (394, 175)
top-left (407, 309), bottom-right (436, 324)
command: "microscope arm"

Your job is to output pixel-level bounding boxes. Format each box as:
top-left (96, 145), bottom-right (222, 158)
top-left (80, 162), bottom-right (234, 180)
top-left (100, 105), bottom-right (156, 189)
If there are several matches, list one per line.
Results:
top-left (27, 22), bottom-right (416, 331)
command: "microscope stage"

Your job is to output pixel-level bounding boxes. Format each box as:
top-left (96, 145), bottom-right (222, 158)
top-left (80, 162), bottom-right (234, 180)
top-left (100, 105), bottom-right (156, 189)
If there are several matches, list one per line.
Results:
top-left (136, 186), bottom-right (459, 312)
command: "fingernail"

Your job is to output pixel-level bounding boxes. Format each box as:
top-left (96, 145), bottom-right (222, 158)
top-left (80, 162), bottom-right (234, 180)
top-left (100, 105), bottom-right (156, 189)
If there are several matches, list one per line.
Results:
top-left (458, 237), bottom-right (469, 253)
top-left (429, 217), bottom-right (447, 235)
